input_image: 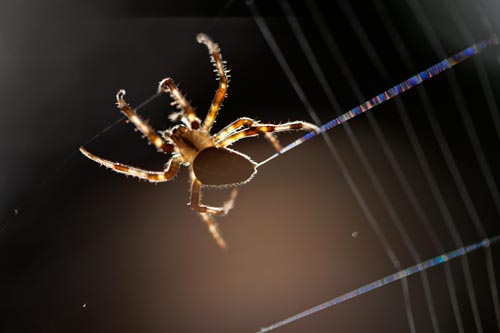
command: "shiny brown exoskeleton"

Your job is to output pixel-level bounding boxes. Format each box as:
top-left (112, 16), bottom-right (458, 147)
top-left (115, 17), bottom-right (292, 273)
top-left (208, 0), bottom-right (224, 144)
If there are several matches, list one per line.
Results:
top-left (193, 147), bottom-right (257, 186)
top-left (80, 33), bottom-right (318, 249)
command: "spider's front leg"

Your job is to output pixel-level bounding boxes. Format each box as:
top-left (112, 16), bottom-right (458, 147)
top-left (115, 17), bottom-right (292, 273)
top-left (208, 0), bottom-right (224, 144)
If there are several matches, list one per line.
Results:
top-left (79, 149), bottom-right (182, 182)
top-left (214, 117), bottom-right (284, 152)
top-left (197, 33), bottom-right (229, 132)
top-left (217, 121), bottom-right (319, 147)
top-left (116, 90), bottom-right (175, 154)
top-left (158, 78), bottom-right (201, 129)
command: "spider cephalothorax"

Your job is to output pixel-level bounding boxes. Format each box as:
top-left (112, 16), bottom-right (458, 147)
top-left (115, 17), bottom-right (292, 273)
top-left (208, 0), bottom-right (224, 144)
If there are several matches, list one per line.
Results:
top-left (80, 33), bottom-right (318, 249)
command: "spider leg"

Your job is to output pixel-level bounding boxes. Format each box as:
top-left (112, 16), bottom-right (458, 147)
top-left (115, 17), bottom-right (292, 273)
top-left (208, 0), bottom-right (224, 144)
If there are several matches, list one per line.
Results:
top-left (197, 33), bottom-right (229, 132)
top-left (80, 147), bottom-right (181, 182)
top-left (158, 78), bottom-right (201, 129)
top-left (189, 178), bottom-right (238, 216)
top-left (189, 171), bottom-right (238, 249)
top-left (116, 90), bottom-right (174, 154)
top-left (214, 117), bottom-right (283, 152)
top-left (213, 117), bottom-right (255, 141)
top-left (217, 121), bottom-right (319, 147)
top-left (264, 133), bottom-right (283, 152)
top-left (198, 212), bottom-right (227, 250)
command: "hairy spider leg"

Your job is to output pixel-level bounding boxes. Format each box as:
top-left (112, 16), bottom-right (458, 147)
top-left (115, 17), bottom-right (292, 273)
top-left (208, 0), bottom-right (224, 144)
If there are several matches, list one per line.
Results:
top-left (263, 34), bottom-right (500, 159)
top-left (217, 121), bottom-right (319, 147)
top-left (197, 33), bottom-right (229, 132)
top-left (188, 170), bottom-right (238, 249)
top-left (199, 212), bottom-right (227, 249)
top-left (79, 148), bottom-right (181, 182)
top-left (158, 78), bottom-right (201, 129)
top-left (214, 117), bottom-right (283, 152)
top-left (116, 90), bottom-right (175, 154)
top-left (189, 178), bottom-right (238, 216)
top-left (214, 117), bottom-right (260, 140)
top-left (264, 133), bottom-right (283, 152)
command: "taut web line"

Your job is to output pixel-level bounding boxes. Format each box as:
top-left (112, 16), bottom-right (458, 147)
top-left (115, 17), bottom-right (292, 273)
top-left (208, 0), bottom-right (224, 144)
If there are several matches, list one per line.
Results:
top-left (257, 34), bottom-right (499, 168)
top-left (256, 235), bottom-right (500, 333)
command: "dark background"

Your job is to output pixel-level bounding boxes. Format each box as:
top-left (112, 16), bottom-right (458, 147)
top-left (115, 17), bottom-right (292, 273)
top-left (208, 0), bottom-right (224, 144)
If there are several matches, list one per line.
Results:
top-left (1, 0), bottom-right (500, 332)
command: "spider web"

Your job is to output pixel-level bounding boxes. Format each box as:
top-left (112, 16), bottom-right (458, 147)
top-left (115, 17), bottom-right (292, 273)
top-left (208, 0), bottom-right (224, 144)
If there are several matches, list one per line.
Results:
top-left (1, 1), bottom-right (500, 332)
top-left (246, 0), bottom-right (500, 332)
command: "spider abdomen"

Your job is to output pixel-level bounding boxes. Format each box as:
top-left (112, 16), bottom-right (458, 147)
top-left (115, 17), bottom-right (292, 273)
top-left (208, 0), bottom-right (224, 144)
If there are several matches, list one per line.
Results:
top-left (193, 147), bottom-right (257, 186)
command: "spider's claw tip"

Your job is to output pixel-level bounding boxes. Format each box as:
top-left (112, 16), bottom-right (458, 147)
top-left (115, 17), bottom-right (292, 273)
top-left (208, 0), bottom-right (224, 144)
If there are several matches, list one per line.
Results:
top-left (158, 78), bottom-right (171, 92)
top-left (196, 33), bottom-right (212, 45)
top-left (79, 146), bottom-right (90, 156)
top-left (116, 89), bottom-right (126, 102)
top-left (196, 33), bottom-right (206, 42)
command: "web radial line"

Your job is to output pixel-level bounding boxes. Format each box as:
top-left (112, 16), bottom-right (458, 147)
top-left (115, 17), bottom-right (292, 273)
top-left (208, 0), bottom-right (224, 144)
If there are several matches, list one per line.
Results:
top-left (205, 0), bottom-right (236, 33)
top-left (449, 1), bottom-right (500, 142)
top-left (2, 90), bottom-right (164, 232)
top-left (246, 0), bottom-right (400, 263)
top-left (2, 0), bottom-right (236, 232)
top-left (370, 2), bottom-right (472, 331)
top-left (442, 0), bottom-right (500, 329)
top-left (256, 34), bottom-right (497, 167)
top-left (411, 0), bottom-right (500, 238)
top-left (476, 0), bottom-right (500, 39)
top-left (375, 1), bottom-right (497, 332)
top-left (404, 1), bottom-right (499, 331)
top-left (245, 0), bottom-right (410, 317)
top-left (299, 0), bottom-right (442, 330)
top-left (281, 1), bottom-right (426, 331)
top-left (470, 5), bottom-right (500, 327)
top-left (445, 0), bottom-right (500, 217)
top-left (340, 1), bottom-right (492, 332)
top-left (81, 91), bottom-right (162, 148)
top-left (1, 149), bottom-right (78, 233)
top-left (256, 235), bottom-right (500, 333)
top-left (243, 2), bottom-right (327, 137)
top-left (406, 0), bottom-right (500, 244)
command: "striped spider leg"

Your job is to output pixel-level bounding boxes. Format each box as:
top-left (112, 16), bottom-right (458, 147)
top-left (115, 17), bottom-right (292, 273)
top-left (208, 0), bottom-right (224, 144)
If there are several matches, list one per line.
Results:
top-left (216, 121), bottom-right (319, 148)
top-left (80, 34), bottom-right (320, 249)
top-left (79, 90), bottom-right (180, 182)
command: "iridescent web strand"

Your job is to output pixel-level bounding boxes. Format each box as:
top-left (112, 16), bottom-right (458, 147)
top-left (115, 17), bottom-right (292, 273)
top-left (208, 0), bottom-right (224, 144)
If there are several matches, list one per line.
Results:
top-left (257, 34), bottom-right (498, 167)
top-left (256, 235), bottom-right (500, 333)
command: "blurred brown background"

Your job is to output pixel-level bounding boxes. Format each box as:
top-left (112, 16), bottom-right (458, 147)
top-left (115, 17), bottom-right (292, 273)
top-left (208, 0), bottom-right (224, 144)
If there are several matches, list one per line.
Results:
top-left (1, 1), bottom-right (500, 332)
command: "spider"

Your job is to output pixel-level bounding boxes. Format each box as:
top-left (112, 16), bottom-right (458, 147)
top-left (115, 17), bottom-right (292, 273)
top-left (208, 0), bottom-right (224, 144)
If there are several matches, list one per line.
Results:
top-left (80, 33), bottom-right (319, 249)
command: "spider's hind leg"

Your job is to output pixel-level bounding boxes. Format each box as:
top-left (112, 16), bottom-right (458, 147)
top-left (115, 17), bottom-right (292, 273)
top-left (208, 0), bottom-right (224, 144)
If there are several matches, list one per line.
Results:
top-left (199, 212), bottom-right (227, 250)
top-left (116, 90), bottom-right (174, 154)
top-left (189, 171), bottom-right (238, 249)
top-left (189, 178), bottom-right (238, 216)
